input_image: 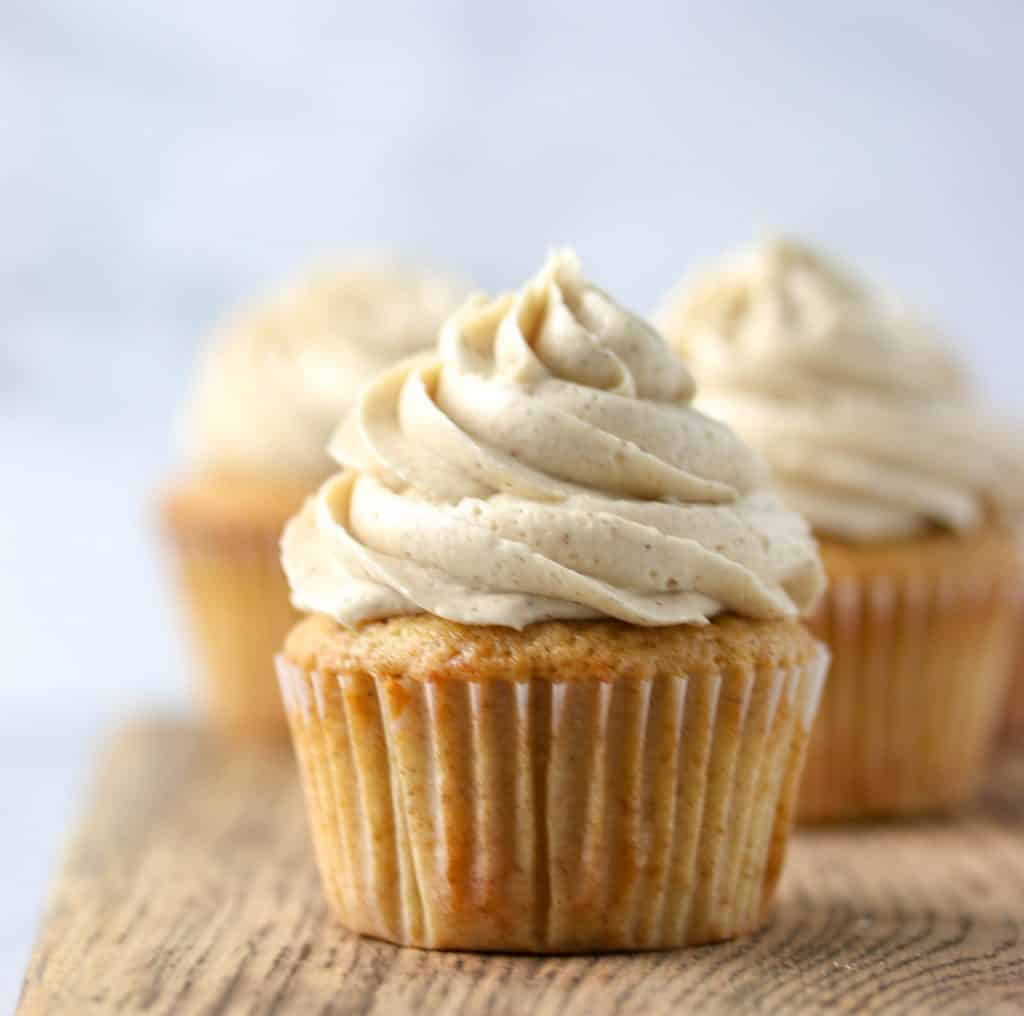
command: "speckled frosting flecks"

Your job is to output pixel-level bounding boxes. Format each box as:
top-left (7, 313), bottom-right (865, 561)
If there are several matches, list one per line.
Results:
top-left (657, 238), bottom-right (1024, 541)
top-left (282, 250), bottom-right (824, 630)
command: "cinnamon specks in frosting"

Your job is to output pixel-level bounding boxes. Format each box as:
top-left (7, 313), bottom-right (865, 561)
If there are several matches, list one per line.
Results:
top-left (283, 249), bottom-right (825, 629)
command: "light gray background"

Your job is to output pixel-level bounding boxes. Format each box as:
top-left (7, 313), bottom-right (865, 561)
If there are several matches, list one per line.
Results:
top-left (2, 1), bottom-right (1022, 1006)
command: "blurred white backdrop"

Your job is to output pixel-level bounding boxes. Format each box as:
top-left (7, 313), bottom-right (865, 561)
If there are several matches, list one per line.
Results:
top-left (2, 0), bottom-right (1022, 1003)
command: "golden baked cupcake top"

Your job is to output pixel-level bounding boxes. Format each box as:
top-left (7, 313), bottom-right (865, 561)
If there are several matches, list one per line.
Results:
top-left (285, 611), bottom-right (822, 684)
top-left (184, 259), bottom-right (466, 481)
top-left (657, 238), bottom-right (1024, 541)
top-left (282, 249), bottom-right (824, 629)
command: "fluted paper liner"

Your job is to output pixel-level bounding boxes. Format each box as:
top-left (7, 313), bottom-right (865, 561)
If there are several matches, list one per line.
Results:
top-left (1004, 646), bottom-right (1024, 742)
top-left (801, 543), bottom-right (1019, 821)
top-left (1001, 589), bottom-right (1024, 743)
top-left (278, 645), bottom-right (827, 952)
top-left (166, 530), bottom-right (297, 740)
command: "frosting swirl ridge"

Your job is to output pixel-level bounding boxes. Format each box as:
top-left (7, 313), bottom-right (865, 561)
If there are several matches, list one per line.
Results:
top-left (284, 250), bottom-right (824, 629)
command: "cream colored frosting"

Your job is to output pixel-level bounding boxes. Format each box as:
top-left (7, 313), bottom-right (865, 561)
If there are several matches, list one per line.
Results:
top-left (657, 238), bottom-right (1024, 542)
top-left (282, 250), bottom-right (824, 630)
top-left (185, 260), bottom-right (466, 479)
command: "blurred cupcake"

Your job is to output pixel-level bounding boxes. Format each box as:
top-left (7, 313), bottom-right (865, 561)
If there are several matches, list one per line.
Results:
top-left (277, 250), bottom-right (827, 951)
top-left (160, 260), bottom-right (465, 739)
top-left (658, 238), bottom-right (1024, 820)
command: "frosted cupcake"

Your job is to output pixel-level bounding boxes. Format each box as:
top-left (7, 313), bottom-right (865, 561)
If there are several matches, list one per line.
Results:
top-left (277, 250), bottom-right (827, 951)
top-left (160, 260), bottom-right (465, 739)
top-left (658, 238), bottom-right (1024, 820)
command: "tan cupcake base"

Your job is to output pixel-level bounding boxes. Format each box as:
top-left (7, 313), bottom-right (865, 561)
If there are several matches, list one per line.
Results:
top-left (279, 614), bottom-right (827, 952)
top-left (160, 473), bottom-right (311, 740)
top-left (800, 527), bottom-right (1020, 822)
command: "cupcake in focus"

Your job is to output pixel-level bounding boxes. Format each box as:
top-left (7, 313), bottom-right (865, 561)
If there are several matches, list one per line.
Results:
top-left (159, 260), bottom-right (465, 739)
top-left (277, 249), bottom-right (827, 951)
top-left (658, 238), bottom-right (1024, 820)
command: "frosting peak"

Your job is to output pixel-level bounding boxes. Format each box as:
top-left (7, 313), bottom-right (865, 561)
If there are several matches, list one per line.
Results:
top-left (186, 259), bottom-right (466, 479)
top-left (283, 250), bottom-right (824, 630)
top-left (669, 237), bottom-right (966, 401)
top-left (658, 238), bottom-right (1024, 541)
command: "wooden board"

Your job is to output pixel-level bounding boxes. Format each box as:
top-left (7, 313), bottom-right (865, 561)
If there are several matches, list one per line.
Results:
top-left (18, 721), bottom-right (1024, 1015)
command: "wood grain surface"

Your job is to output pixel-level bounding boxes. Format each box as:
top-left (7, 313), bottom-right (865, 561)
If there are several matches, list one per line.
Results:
top-left (18, 721), bottom-right (1024, 1015)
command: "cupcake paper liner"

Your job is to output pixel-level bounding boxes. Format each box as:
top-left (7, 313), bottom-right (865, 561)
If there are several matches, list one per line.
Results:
top-left (278, 645), bottom-right (828, 952)
top-left (801, 557), bottom-right (1019, 821)
top-left (1000, 591), bottom-right (1024, 742)
top-left (165, 529), bottom-right (297, 740)
top-left (1004, 654), bottom-right (1024, 742)
top-left (1000, 530), bottom-right (1024, 744)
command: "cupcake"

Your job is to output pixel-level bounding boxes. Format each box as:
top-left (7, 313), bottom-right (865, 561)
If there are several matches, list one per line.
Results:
top-left (657, 238), bottom-right (1024, 820)
top-left (160, 260), bottom-right (465, 739)
top-left (277, 250), bottom-right (827, 952)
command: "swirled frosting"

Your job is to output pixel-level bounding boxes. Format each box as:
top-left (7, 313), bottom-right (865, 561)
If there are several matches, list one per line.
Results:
top-left (185, 260), bottom-right (466, 479)
top-left (282, 250), bottom-right (824, 629)
top-left (657, 239), bottom-right (1024, 541)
